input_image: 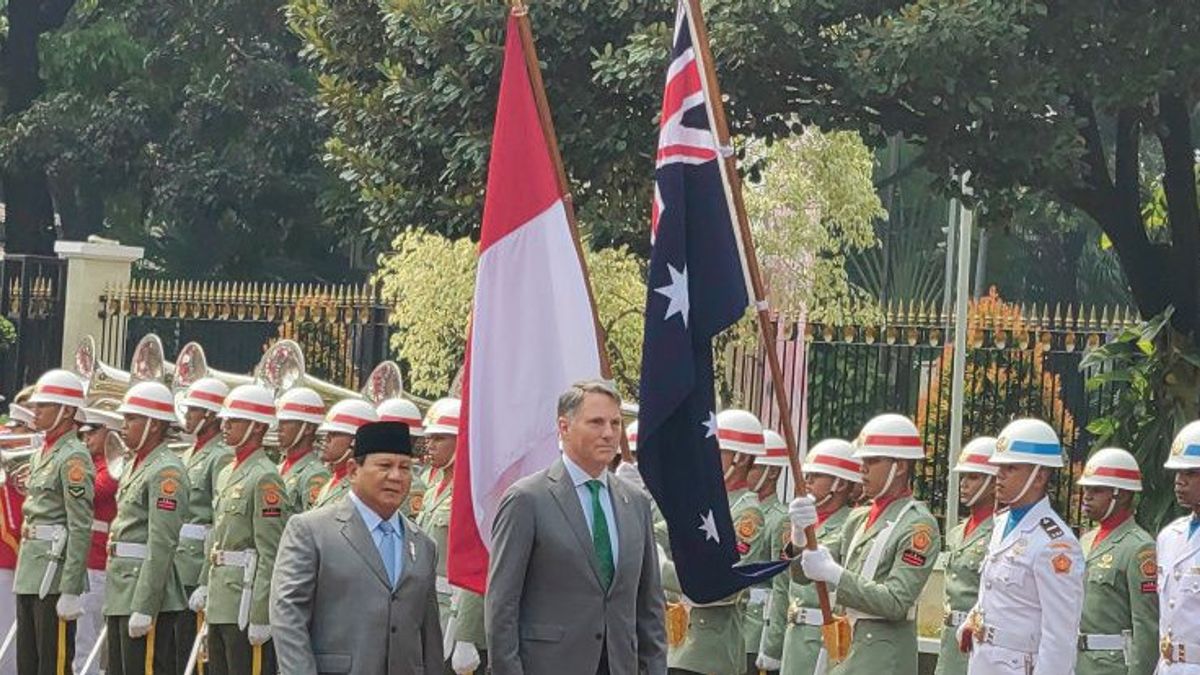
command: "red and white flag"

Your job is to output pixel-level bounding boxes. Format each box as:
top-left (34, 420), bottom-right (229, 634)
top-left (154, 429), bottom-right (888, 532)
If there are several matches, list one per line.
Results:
top-left (447, 13), bottom-right (602, 594)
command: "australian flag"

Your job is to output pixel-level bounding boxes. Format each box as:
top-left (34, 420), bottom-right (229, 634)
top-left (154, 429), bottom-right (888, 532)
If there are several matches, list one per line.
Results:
top-left (637, 0), bottom-right (789, 604)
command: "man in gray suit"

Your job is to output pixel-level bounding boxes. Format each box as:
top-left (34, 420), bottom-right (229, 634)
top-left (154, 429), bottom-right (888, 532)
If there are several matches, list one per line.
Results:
top-left (270, 421), bottom-right (443, 675)
top-left (486, 380), bottom-right (667, 675)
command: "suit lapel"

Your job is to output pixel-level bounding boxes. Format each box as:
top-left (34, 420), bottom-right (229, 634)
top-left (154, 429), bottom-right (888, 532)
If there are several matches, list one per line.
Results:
top-left (337, 499), bottom-right (392, 590)
top-left (393, 516), bottom-right (418, 595)
top-left (609, 478), bottom-right (638, 597)
top-left (547, 460), bottom-right (604, 589)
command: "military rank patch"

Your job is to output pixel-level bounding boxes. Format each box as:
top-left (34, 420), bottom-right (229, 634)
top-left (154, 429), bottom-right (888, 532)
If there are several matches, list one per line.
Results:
top-left (736, 541), bottom-right (750, 555)
top-left (901, 549), bottom-right (927, 567)
top-left (1051, 553), bottom-right (1072, 574)
top-left (261, 483), bottom-right (283, 518)
top-left (910, 524), bottom-right (934, 553)
top-left (1139, 550), bottom-right (1157, 590)
top-left (308, 484), bottom-right (323, 507)
top-left (410, 493), bottom-right (424, 514)
top-left (735, 511), bottom-right (763, 543)
top-left (68, 485), bottom-right (85, 498)
top-left (156, 497), bottom-right (177, 511)
top-left (160, 478), bottom-right (178, 496)
top-left (66, 458), bottom-right (86, 484)
top-left (1039, 517), bottom-right (1064, 540)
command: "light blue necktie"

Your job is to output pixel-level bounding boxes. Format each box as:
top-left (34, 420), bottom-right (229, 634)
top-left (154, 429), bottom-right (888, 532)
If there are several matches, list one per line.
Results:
top-left (378, 521), bottom-right (398, 587)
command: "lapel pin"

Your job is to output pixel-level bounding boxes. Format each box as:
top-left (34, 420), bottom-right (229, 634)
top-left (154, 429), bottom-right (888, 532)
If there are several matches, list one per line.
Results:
top-left (409, 540), bottom-right (416, 561)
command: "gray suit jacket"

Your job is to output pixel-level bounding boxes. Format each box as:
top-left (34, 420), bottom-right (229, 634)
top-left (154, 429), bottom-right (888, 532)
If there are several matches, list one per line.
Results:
top-left (269, 496), bottom-right (443, 675)
top-left (486, 458), bottom-right (667, 675)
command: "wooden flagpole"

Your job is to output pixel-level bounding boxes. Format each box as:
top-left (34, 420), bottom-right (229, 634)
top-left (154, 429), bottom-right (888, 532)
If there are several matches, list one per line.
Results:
top-left (508, 0), bottom-right (632, 463)
top-left (683, 0), bottom-right (843, 649)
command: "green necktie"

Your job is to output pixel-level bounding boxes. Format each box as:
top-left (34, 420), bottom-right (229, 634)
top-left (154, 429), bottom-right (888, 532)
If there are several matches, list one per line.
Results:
top-left (586, 480), bottom-right (615, 589)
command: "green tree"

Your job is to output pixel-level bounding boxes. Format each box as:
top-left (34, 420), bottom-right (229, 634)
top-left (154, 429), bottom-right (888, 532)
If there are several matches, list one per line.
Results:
top-left (374, 229), bottom-right (645, 399)
top-left (0, 0), bottom-right (359, 279)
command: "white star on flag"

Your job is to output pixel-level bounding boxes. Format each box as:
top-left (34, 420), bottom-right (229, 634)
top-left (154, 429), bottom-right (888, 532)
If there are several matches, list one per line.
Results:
top-left (702, 411), bottom-right (718, 438)
top-left (654, 263), bottom-right (690, 328)
top-left (698, 509), bottom-right (720, 543)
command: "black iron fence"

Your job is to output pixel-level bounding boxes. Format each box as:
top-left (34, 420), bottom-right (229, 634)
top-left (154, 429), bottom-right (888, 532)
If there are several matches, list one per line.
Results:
top-left (724, 296), bottom-right (1137, 526)
top-left (0, 255), bottom-right (67, 401)
top-left (97, 280), bottom-right (391, 388)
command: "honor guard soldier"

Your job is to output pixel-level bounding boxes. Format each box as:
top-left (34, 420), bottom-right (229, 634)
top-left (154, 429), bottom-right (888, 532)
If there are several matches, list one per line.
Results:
top-left (792, 413), bottom-right (941, 675)
top-left (667, 409), bottom-right (767, 675)
top-left (15, 370), bottom-right (94, 675)
top-left (748, 430), bottom-right (787, 674)
top-left (104, 382), bottom-right (190, 674)
top-left (1075, 448), bottom-right (1157, 675)
top-left (765, 439), bottom-right (862, 675)
top-left (74, 405), bottom-right (122, 673)
top-left (313, 399), bottom-right (378, 509)
top-left (378, 398), bottom-right (428, 519)
top-left (275, 388), bottom-right (330, 514)
top-left (957, 418), bottom-right (1084, 675)
top-left (1155, 420), bottom-right (1200, 673)
top-left (173, 376), bottom-right (234, 672)
top-left (936, 437), bottom-right (999, 675)
top-left (190, 384), bottom-right (287, 675)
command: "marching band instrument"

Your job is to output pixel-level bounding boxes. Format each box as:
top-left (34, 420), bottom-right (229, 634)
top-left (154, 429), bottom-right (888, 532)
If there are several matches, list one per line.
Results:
top-left (0, 433), bottom-right (42, 484)
top-left (74, 334), bottom-right (169, 403)
top-left (172, 342), bottom-right (258, 393)
top-left (259, 339), bottom-right (405, 405)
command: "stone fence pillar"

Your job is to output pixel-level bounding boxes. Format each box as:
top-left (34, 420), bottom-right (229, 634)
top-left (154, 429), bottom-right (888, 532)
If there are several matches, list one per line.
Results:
top-left (54, 237), bottom-right (144, 367)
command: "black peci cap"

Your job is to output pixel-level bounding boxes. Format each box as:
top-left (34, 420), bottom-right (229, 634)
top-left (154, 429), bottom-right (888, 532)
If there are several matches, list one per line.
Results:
top-left (353, 421), bottom-right (413, 459)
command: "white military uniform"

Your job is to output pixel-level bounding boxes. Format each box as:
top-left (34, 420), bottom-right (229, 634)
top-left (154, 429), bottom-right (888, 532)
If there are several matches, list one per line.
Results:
top-left (1156, 515), bottom-right (1200, 674)
top-left (966, 496), bottom-right (1085, 675)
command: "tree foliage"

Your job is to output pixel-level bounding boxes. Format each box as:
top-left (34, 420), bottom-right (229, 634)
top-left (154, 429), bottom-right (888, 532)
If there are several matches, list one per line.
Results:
top-left (745, 129), bottom-right (884, 324)
top-left (375, 229), bottom-right (645, 399)
top-left (0, 0), bottom-right (358, 279)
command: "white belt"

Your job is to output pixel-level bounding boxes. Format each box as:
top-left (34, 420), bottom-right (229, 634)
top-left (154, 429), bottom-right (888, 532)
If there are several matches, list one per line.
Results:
top-left (22, 524), bottom-right (65, 541)
top-left (179, 523), bottom-right (210, 541)
top-left (436, 576), bottom-right (452, 595)
top-left (1078, 633), bottom-right (1126, 651)
top-left (748, 588), bottom-right (771, 606)
top-left (978, 623), bottom-right (1037, 653)
top-left (211, 549), bottom-right (255, 568)
top-left (944, 610), bottom-right (970, 627)
top-left (108, 542), bottom-right (148, 560)
top-left (1163, 639), bottom-right (1200, 664)
top-left (789, 607), bottom-right (824, 627)
top-left (849, 606), bottom-right (916, 623)
top-left (90, 520), bottom-right (109, 534)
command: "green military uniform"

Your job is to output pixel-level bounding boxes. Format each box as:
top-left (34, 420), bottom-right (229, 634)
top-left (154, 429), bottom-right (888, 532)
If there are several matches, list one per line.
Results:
top-left (415, 477), bottom-right (454, 630)
top-left (103, 441), bottom-right (190, 674)
top-left (934, 513), bottom-right (993, 675)
top-left (1076, 517), bottom-right (1158, 675)
top-left (200, 448), bottom-right (288, 675)
top-left (14, 431), bottom-right (94, 675)
top-left (313, 469), bottom-right (350, 509)
top-left (454, 590), bottom-right (488, 671)
top-left (768, 505), bottom-right (853, 675)
top-left (744, 493), bottom-right (784, 671)
top-left (173, 432), bottom-right (233, 673)
top-left (667, 487), bottom-right (766, 675)
top-left (405, 465), bottom-right (430, 519)
top-left (817, 496), bottom-right (939, 675)
top-left (279, 450), bottom-right (330, 514)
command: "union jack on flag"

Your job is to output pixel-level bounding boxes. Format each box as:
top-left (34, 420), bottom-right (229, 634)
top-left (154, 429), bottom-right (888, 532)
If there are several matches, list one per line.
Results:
top-left (637, 0), bottom-right (788, 603)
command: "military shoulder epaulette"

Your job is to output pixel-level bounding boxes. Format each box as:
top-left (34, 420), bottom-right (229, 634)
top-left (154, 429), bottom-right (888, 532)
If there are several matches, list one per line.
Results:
top-left (1039, 517), bottom-right (1064, 540)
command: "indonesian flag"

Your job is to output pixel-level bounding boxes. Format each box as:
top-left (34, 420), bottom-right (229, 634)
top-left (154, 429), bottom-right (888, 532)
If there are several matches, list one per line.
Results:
top-left (447, 13), bottom-right (602, 594)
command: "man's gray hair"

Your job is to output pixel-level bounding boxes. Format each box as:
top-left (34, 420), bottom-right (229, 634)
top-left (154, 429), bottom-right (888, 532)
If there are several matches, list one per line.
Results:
top-left (557, 380), bottom-right (621, 419)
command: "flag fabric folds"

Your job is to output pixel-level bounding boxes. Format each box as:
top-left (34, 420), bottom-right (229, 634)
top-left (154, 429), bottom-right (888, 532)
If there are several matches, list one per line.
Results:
top-left (637, 0), bottom-right (789, 604)
top-left (447, 13), bottom-right (603, 595)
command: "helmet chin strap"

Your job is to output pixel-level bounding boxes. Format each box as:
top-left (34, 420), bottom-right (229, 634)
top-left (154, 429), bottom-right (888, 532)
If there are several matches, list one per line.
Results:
top-left (133, 420), bottom-right (152, 454)
top-left (283, 422), bottom-right (311, 452)
top-left (50, 404), bottom-right (69, 430)
top-left (876, 460), bottom-right (898, 499)
top-left (965, 474), bottom-right (993, 508)
top-left (233, 423), bottom-right (253, 450)
top-left (1006, 466), bottom-right (1041, 505)
top-left (815, 477), bottom-right (842, 507)
top-left (1101, 489), bottom-right (1119, 521)
top-left (723, 463), bottom-right (736, 480)
top-left (752, 468), bottom-right (769, 492)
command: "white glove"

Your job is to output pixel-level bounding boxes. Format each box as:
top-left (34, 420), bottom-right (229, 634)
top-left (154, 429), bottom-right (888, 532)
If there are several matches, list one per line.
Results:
top-left (800, 545), bottom-right (844, 586)
top-left (614, 462), bottom-right (645, 491)
top-left (451, 640), bottom-right (481, 674)
top-left (789, 496), bottom-right (818, 544)
top-left (128, 612), bottom-right (153, 638)
top-left (247, 623), bottom-right (272, 646)
top-left (55, 593), bottom-right (84, 621)
top-left (188, 585), bottom-right (207, 613)
top-left (756, 652), bottom-right (782, 670)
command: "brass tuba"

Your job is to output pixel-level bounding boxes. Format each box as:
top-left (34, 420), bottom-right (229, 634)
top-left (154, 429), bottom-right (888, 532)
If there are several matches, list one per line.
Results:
top-left (171, 342), bottom-right (258, 392)
top-left (259, 339), bottom-right (405, 405)
top-left (0, 432), bottom-right (43, 484)
top-left (75, 334), bottom-right (167, 403)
